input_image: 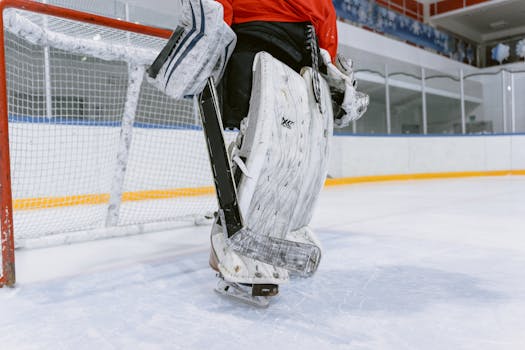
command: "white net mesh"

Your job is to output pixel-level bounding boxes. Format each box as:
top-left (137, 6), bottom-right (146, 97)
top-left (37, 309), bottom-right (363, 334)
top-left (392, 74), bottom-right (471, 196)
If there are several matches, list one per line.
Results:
top-left (4, 8), bottom-right (219, 248)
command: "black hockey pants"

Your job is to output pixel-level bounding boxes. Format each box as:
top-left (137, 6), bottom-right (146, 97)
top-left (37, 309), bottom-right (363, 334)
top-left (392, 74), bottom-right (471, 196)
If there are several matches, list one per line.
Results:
top-left (220, 21), bottom-right (319, 129)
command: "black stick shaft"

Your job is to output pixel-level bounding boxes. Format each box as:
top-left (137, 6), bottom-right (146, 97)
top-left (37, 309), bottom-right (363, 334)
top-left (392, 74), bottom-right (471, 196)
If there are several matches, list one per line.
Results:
top-left (198, 78), bottom-right (243, 237)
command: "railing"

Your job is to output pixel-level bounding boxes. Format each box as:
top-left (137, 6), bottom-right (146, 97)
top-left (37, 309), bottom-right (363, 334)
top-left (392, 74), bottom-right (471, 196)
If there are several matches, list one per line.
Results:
top-left (337, 66), bottom-right (525, 136)
top-left (430, 0), bottom-right (491, 16)
top-left (376, 0), bottom-right (423, 22)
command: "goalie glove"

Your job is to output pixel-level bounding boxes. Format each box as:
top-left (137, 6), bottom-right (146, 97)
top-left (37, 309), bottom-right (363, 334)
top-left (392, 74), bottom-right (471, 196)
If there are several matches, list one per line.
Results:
top-left (320, 49), bottom-right (369, 128)
top-left (147, 0), bottom-right (236, 99)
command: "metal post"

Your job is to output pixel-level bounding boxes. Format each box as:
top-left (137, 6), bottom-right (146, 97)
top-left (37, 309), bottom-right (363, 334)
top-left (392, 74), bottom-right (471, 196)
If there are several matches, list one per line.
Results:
top-left (385, 64), bottom-right (391, 134)
top-left (0, 7), bottom-right (16, 287)
top-left (502, 70), bottom-right (508, 133)
top-left (460, 69), bottom-right (466, 134)
top-left (106, 64), bottom-right (145, 227)
top-left (44, 48), bottom-right (52, 118)
top-left (43, 0), bottom-right (52, 119)
top-left (421, 67), bottom-right (428, 134)
top-left (423, 2), bottom-right (430, 22)
top-left (511, 72), bottom-right (516, 133)
top-left (125, 3), bottom-right (131, 46)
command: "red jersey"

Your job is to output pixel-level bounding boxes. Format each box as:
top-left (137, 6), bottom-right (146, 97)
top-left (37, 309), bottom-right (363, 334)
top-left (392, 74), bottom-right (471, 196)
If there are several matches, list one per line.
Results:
top-left (216, 0), bottom-right (338, 59)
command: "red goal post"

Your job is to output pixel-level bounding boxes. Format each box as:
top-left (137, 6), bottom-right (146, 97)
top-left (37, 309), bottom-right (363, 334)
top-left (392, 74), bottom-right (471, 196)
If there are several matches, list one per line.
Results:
top-left (0, 0), bottom-right (175, 287)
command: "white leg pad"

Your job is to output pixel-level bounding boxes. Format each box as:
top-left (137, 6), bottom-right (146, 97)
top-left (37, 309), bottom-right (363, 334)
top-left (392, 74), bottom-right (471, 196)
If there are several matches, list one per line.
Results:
top-left (236, 52), bottom-right (332, 237)
top-left (223, 53), bottom-right (333, 275)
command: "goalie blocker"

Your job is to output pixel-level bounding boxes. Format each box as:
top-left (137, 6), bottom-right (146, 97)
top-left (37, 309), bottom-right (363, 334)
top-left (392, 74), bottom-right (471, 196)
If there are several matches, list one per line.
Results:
top-left (147, 0), bottom-right (236, 98)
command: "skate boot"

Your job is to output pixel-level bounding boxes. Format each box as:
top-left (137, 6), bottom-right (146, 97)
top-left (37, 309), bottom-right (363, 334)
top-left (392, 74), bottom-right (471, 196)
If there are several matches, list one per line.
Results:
top-left (209, 221), bottom-right (286, 307)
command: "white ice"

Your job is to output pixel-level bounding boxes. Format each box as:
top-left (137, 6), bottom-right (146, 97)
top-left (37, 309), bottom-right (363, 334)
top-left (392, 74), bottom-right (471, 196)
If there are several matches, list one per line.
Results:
top-left (1, 176), bottom-right (525, 350)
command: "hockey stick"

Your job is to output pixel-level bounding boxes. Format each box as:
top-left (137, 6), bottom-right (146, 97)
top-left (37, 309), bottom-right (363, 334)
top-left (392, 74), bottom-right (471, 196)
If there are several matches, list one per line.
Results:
top-left (147, 26), bottom-right (185, 79)
top-left (198, 78), bottom-right (243, 237)
top-left (147, 27), bottom-right (243, 236)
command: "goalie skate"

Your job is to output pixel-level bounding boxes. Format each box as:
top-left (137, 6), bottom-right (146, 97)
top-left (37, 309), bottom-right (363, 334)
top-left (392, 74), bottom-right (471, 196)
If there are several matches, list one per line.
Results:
top-left (210, 221), bottom-right (282, 307)
top-left (214, 278), bottom-right (273, 308)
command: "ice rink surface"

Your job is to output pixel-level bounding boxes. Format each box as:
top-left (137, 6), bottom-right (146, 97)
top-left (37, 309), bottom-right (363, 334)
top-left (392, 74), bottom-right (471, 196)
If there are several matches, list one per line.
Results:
top-left (1, 176), bottom-right (525, 350)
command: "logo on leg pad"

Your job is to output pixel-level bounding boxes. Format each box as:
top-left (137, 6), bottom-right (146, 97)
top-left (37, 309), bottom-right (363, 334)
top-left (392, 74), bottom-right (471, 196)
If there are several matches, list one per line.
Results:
top-left (281, 117), bottom-right (295, 129)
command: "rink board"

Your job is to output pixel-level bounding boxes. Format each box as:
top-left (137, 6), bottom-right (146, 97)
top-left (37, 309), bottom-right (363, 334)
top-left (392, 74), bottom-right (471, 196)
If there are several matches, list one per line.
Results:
top-left (328, 133), bottom-right (525, 178)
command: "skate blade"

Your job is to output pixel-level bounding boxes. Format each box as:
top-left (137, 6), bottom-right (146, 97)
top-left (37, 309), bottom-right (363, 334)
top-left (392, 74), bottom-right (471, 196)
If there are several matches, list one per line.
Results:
top-left (214, 279), bottom-right (271, 308)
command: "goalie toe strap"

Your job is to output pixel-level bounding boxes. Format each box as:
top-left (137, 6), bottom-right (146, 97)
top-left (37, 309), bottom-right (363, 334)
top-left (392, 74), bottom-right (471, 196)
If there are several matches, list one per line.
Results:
top-left (227, 227), bottom-right (321, 277)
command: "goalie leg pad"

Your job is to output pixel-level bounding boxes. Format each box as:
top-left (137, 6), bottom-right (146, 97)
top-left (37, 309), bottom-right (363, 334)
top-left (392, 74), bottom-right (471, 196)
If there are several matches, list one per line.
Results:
top-left (228, 52), bottom-right (333, 275)
top-left (147, 0), bottom-right (236, 99)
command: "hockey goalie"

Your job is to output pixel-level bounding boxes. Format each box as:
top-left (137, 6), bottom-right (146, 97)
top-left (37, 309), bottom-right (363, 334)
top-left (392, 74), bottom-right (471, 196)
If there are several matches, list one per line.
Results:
top-left (148, 0), bottom-right (369, 307)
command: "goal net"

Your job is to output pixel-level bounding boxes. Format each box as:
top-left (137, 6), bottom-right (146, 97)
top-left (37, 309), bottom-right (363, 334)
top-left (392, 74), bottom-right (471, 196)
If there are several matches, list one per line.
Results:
top-left (0, 1), bottom-right (221, 272)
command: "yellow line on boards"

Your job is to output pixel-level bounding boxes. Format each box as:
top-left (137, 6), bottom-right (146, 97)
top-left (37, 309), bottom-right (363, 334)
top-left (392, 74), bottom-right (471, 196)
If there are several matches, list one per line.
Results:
top-left (324, 170), bottom-right (525, 186)
top-left (13, 186), bottom-right (215, 210)
top-left (12, 170), bottom-right (525, 210)
top-left (121, 186), bottom-right (214, 201)
top-left (14, 194), bottom-right (110, 210)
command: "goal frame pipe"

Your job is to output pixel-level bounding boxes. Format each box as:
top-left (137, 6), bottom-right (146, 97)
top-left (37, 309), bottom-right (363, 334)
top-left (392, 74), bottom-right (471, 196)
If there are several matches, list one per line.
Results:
top-left (0, 0), bottom-right (173, 287)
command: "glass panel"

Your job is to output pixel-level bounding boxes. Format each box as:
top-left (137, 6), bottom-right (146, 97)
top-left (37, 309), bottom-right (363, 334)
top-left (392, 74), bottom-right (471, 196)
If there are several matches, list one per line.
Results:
top-left (337, 50), bottom-right (387, 134)
top-left (425, 70), bottom-right (462, 134)
top-left (465, 72), bottom-right (505, 134)
top-left (35, 0), bottom-right (179, 29)
top-left (512, 71), bottom-right (525, 133)
top-left (389, 70), bottom-right (423, 134)
top-left (127, 4), bottom-right (179, 29)
top-left (355, 79), bottom-right (387, 134)
top-left (39, 0), bottom-right (127, 19)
